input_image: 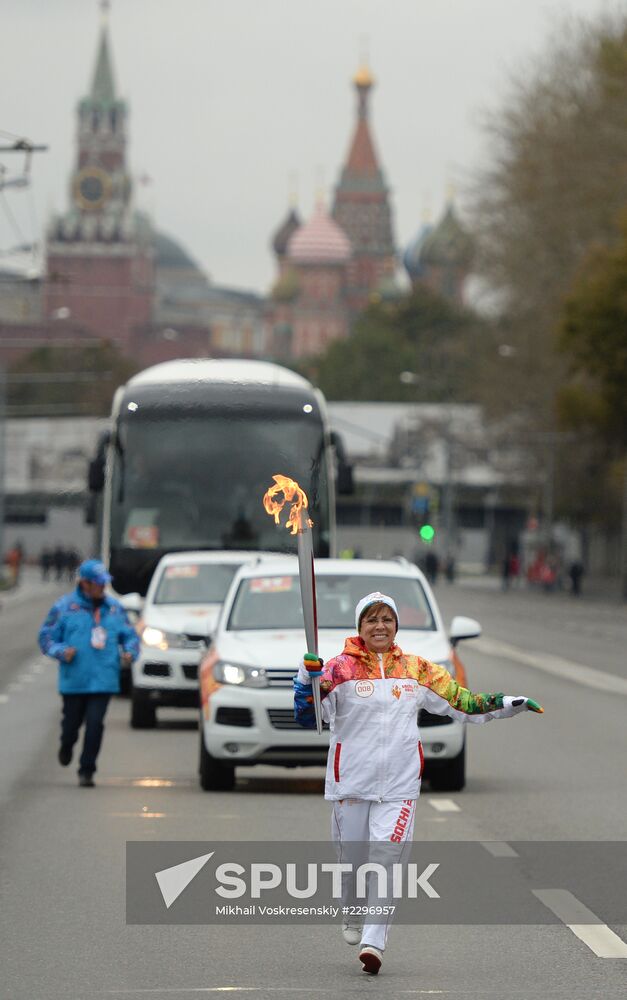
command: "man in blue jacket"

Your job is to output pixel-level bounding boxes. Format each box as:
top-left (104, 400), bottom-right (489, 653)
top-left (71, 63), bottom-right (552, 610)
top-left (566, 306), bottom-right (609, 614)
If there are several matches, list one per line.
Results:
top-left (38, 558), bottom-right (139, 787)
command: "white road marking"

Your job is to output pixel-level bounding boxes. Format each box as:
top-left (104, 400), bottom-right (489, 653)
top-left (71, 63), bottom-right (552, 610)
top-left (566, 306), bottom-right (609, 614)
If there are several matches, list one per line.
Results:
top-left (0, 694), bottom-right (9, 704)
top-left (533, 889), bottom-right (627, 958)
top-left (428, 798), bottom-right (460, 813)
top-left (474, 636), bottom-right (627, 696)
top-left (480, 841), bottom-right (519, 858)
top-left (21, 675), bottom-right (36, 683)
top-left (104, 989), bottom-right (449, 995)
top-left (7, 682), bottom-right (23, 692)
top-left (110, 812), bottom-right (166, 819)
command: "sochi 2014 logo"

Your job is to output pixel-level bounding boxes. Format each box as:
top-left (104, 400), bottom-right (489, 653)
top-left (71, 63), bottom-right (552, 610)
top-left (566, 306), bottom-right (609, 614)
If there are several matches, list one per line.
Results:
top-left (392, 684), bottom-right (401, 700)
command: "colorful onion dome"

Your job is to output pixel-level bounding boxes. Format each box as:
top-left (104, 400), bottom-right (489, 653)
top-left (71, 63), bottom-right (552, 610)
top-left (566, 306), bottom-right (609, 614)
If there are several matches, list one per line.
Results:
top-left (419, 203), bottom-right (473, 269)
top-left (287, 201), bottom-right (352, 265)
top-left (271, 207), bottom-right (301, 258)
top-left (353, 62), bottom-right (375, 90)
top-left (403, 223), bottom-right (434, 279)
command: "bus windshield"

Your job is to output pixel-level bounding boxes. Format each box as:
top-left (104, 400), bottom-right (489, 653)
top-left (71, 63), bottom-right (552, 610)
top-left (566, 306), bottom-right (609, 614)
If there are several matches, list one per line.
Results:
top-left (110, 411), bottom-right (330, 556)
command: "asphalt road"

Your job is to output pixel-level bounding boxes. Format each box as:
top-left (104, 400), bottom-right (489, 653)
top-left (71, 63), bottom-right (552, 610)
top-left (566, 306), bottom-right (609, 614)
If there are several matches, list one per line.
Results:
top-left (1, 576), bottom-right (626, 1000)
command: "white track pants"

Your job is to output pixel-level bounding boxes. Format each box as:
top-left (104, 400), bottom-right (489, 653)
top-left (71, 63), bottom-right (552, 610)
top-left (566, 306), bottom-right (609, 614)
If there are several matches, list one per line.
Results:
top-left (331, 798), bottom-right (416, 952)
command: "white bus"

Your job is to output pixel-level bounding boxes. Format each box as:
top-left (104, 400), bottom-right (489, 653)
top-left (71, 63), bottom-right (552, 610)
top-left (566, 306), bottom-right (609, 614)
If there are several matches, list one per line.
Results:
top-left (88, 359), bottom-right (352, 595)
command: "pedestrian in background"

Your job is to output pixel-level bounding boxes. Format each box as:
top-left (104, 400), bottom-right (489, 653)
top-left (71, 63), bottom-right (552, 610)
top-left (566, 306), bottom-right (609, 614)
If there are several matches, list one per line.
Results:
top-left (40, 547), bottom-right (53, 581)
top-left (38, 559), bottom-right (139, 787)
top-left (5, 544), bottom-right (23, 586)
top-left (424, 550), bottom-right (439, 585)
top-left (568, 560), bottom-right (584, 596)
top-left (52, 545), bottom-right (66, 582)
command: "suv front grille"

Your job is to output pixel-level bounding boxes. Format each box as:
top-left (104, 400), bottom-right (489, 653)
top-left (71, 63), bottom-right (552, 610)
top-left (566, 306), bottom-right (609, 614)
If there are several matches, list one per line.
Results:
top-left (265, 669), bottom-right (296, 688)
top-left (215, 706), bottom-right (253, 727)
top-left (143, 662), bottom-right (171, 677)
top-left (268, 708), bottom-right (299, 730)
top-left (181, 634), bottom-right (206, 650)
top-left (268, 708), bottom-right (329, 731)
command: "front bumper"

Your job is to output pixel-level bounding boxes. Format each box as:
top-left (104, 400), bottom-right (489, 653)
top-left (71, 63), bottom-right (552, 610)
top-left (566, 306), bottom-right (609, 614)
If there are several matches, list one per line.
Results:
top-left (203, 687), bottom-right (328, 766)
top-left (132, 649), bottom-right (202, 708)
top-left (202, 690), bottom-right (465, 766)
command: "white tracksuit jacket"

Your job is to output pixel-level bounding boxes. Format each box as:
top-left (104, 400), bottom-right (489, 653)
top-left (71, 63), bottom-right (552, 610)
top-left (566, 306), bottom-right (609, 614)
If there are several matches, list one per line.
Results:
top-left (294, 636), bottom-right (528, 802)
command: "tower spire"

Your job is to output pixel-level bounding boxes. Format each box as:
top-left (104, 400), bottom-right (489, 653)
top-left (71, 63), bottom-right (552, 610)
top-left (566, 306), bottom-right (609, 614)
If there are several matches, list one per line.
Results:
top-left (90, 2), bottom-right (116, 105)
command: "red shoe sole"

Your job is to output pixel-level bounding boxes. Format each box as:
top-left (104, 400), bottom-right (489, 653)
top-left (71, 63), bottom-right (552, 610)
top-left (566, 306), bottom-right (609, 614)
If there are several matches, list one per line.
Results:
top-left (360, 951), bottom-right (381, 975)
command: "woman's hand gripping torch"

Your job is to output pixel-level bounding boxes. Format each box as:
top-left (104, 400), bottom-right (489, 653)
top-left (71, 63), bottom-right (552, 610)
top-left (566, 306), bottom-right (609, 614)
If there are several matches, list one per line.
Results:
top-left (263, 475), bottom-right (324, 734)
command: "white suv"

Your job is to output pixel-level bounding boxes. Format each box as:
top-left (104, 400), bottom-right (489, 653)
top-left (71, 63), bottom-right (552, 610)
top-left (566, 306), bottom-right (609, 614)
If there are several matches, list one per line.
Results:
top-left (198, 558), bottom-right (480, 791)
top-left (131, 551), bottom-right (261, 728)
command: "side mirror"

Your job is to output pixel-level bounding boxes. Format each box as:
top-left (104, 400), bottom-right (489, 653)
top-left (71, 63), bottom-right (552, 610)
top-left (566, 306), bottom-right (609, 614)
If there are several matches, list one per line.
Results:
top-left (88, 457), bottom-right (105, 493)
top-left (121, 592), bottom-right (144, 622)
top-left (449, 615), bottom-right (481, 648)
top-left (330, 430), bottom-right (354, 495)
top-left (84, 493), bottom-right (97, 525)
top-left (337, 462), bottom-right (354, 495)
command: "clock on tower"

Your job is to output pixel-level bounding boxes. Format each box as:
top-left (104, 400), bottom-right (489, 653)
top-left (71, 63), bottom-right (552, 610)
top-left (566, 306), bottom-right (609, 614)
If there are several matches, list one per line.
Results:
top-left (73, 166), bottom-right (112, 211)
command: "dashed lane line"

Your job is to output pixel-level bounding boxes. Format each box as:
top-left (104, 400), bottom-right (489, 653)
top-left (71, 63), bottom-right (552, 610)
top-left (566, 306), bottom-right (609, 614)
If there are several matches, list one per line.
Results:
top-left (0, 694), bottom-right (9, 703)
top-left (103, 990), bottom-right (450, 995)
top-left (473, 636), bottom-right (627, 696)
top-left (533, 889), bottom-right (627, 958)
top-left (428, 798), bottom-right (461, 813)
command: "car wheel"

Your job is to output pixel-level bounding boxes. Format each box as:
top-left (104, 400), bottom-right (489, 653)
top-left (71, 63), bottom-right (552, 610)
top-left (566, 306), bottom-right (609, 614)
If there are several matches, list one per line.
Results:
top-left (199, 726), bottom-right (235, 791)
top-left (429, 744), bottom-right (466, 792)
top-left (130, 688), bottom-right (157, 729)
top-left (118, 666), bottom-right (132, 699)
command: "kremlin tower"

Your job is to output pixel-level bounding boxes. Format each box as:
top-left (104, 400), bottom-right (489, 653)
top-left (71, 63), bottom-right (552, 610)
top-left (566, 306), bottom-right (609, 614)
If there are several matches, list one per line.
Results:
top-left (332, 64), bottom-right (397, 312)
top-left (44, 4), bottom-right (154, 347)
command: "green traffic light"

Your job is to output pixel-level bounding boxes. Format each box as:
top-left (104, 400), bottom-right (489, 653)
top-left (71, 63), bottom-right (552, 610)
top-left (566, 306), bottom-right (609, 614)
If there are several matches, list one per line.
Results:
top-left (419, 524), bottom-right (435, 542)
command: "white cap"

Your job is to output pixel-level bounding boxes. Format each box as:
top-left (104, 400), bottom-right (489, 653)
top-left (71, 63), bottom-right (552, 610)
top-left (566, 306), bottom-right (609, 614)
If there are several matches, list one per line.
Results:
top-left (355, 592), bottom-right (399, 631)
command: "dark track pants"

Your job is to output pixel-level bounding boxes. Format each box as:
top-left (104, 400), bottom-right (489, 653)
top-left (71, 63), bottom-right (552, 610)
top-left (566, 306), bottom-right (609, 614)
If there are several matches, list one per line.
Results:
top-left (60, 693), bottom-right (111, 776)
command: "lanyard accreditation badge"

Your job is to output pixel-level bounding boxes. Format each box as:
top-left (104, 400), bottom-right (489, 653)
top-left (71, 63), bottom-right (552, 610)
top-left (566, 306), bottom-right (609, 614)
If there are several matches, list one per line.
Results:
top-left (91, 607), bottom-right (107, 650)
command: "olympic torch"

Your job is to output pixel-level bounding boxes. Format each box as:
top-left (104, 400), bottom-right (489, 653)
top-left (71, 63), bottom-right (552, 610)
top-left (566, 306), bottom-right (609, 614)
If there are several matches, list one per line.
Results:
top-left (263, 475), bottom-right (323, 734)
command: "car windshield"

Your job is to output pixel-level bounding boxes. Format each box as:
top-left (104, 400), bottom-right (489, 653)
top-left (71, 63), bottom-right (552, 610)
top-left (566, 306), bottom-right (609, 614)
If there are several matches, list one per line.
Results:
top-left (227, 574), bottom-right (436, 631)
top-left (153, 563), bottom-right (241, 605)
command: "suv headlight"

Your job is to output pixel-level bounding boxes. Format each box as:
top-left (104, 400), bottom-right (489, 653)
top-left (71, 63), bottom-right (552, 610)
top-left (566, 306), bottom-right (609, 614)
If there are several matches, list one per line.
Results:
top-left (141, 626), bottom-right (186, 651)
top-left (213, 661), bottom-right (268, 688)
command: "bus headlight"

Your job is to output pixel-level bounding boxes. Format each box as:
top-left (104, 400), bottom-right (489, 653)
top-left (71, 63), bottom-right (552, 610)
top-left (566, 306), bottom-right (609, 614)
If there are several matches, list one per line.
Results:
top-left (141, 626), bottom-right (186, 651)
top-left (213, 661), bottom-right (268, 688)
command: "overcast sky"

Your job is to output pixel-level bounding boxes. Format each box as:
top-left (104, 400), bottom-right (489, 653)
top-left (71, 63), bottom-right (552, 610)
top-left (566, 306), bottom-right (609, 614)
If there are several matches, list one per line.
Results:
top-left (0, 0), bottom-right (619, 294)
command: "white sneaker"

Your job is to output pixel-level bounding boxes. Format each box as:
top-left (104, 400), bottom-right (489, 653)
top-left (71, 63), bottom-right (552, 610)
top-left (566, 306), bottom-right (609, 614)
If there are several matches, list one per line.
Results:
top-left (341, 921), bottom-right (362, 945)
top-left (359, 945), bottom-right (383, 975)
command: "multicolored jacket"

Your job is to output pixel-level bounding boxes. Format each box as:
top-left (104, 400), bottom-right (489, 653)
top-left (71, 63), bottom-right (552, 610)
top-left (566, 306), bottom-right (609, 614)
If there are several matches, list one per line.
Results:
top-left (294, 636), bottom-right (525, 801)
top-left (38, 587), bottom-right (139, 694)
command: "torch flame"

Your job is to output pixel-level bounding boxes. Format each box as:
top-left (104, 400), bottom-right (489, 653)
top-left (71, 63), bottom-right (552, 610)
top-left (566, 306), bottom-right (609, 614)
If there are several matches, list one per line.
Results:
top-left (263, 474), bottom-right (313, 535)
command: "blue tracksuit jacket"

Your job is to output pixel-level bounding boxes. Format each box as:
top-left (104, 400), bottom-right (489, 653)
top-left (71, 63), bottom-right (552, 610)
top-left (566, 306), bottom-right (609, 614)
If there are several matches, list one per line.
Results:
top-left (38, 586), bottom-right (139, 694)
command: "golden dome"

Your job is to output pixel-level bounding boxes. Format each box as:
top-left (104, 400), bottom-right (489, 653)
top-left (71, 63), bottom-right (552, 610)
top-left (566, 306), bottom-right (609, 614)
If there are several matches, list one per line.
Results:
top-left (353, 62), bottom-right (374, 89)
